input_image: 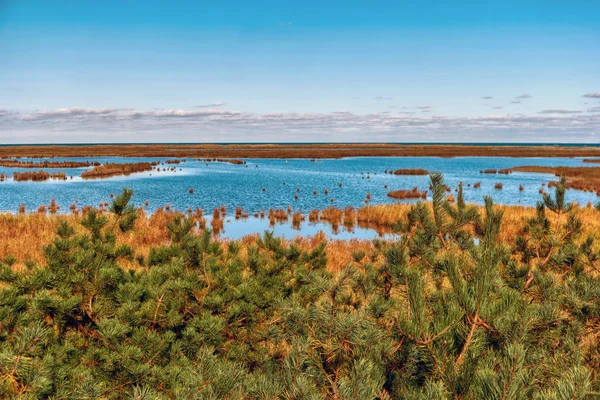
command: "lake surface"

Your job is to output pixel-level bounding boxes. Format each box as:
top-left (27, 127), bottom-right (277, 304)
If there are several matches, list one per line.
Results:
top-left (0, 156), bottom-right (597, 238)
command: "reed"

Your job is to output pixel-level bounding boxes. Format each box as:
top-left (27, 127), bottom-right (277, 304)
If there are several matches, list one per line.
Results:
top-left (199, 158), bottom-right (246, 165)
top-left (387, 187), bottom-right (427, 199)
top-left (81, 162), bottom-right (153, 179)
top-left (388, 168), bottom-right (429, 175)
top-left (269, 208), bottom-right (288, 220)
top-left (343, 206), bottom-right (356, 227)
top-left (309, 210), bottom-right (319, 222)
top-left (48, 199), bottom-right (60, 214)
top-left (13, 170), bottom-right (50, 182)
top-left (0, 159), bottom-right (99, 168)
top-left (210, 215), bottom-right (224, 233)
top-left (235, 207), bottom-right (248, 219)
top-left (508, 165), bottom-right (600, 194)
top-left (292, 212), bottom-right (305, 229)
top-left (320, 207), bottom-right (344, 226)
top-left (3, 143), bottom-right (600, 161)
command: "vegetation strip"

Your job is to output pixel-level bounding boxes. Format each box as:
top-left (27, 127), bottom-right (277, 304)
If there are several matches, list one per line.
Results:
top-left (1, 143), bottom-right (600, 159)
top-left (0, 159), bottom-right (100, 168)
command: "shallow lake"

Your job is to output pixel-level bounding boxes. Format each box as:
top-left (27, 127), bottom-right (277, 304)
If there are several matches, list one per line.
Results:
top-left (0, 156), bottom-right (597, 238)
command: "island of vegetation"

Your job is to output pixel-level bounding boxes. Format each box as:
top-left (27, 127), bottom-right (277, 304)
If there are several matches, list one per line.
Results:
top-left (81, 162), bottom-right (154, 179)
top-left (0, 175), bottom-right (598, 398)
top-left (12, 170), bottom-right (67, 182)
top-left (386, 168), bottom-right (429, 175)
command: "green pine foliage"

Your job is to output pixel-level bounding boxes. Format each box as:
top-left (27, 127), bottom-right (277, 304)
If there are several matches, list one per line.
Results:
top-left (0, 182), bottom-right (599, 399)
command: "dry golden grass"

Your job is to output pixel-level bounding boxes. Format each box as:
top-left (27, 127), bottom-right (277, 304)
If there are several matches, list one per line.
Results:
top-left (356, 202), bottom-right (600, 243)
top-left (3, 202), bottom-right (600, 272)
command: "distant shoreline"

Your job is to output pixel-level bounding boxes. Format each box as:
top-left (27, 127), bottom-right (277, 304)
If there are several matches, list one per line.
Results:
top-left (1, 143), bottom-right (600, 159)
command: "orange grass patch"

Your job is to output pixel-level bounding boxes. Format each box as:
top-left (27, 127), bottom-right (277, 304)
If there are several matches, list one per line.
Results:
top-left (81, 162), bottom-right (154, 179)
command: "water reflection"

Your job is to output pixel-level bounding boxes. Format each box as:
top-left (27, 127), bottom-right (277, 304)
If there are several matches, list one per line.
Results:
top-left (204, 216), bottom-right (396, 240)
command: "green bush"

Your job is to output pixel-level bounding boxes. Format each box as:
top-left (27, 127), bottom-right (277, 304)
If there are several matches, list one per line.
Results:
top-left (0, 180), bottom-right (599, 399)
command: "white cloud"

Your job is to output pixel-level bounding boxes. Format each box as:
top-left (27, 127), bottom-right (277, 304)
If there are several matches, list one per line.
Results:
top-left (2, 106), bottom-right (599, 143)
top-left (515, 94), bottom-right (532, 99)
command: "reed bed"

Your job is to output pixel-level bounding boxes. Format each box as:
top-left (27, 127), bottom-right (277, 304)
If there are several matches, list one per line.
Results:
top-left (3, 143), bottom-right (600, 159)
top-left (268, 208), bottom-right (289, 223)
top-left (0, 159), bottom-right (99, 168)
top-left (2, 201), bottom-right (600, 273)
top-left (12, 170), bottom-right (66, 182)
top-left (81, 162), bottom-right (154, 179)
top-left (386, 168), bottom-right (429, 175)
top-left (387, 187), bottom-right (427, 199)
top-left (343, 206), bottom-right (356, 227)
top-left (320, 207), bottom-right (344, 226)
top-left (508, 165), bottom-right (600, 194)
top-left (199, 158), bottom-right (246, 165)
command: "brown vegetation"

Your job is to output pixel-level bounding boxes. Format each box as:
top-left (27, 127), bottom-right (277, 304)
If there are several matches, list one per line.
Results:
top-left (3, 200), bottom-right (600, 274)
top-left (508, 165), bottom-right (600, 194)
top-left (387, 168), bottom-right (429, 175)
top-left (81, 162), bottom-right (154, 179)
top-left (268, 208), bottom-right (288, 223)
top-left (320, 207), bottom-right (344, 226)
top-left (199, 158), bottom-right (246, 165)
top-left (387, 187), bottom-right (427, 199)
top-left (2, 143), bottom-right (600, 159)
top-left (0, 159), bottom-right (99, 168)
top-left (12, 170), bottom-right (67, 182)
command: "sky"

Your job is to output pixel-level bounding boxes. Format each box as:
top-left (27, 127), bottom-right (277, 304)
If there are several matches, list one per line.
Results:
top-left (0, 0), bottom-right (599, 143)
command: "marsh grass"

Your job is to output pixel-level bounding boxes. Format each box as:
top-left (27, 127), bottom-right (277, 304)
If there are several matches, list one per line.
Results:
top-left (387, 187), bottom-right (427, 199)
top-left (387, 168), bottom-right (429, 175)
top-left (0, 159), bottom-right (99, 168)
top-left (81, 162), bottom-right (153, 179)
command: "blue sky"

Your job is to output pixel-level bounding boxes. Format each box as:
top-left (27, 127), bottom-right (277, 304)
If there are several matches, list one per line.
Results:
top-left (0, 0), bottom-right (599, 143)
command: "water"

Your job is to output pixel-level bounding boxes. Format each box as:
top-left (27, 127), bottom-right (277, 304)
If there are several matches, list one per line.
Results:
top-left (205, 216), bottom-right (397, 241)
top-left (0, 156), bottom-right (597, 238)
